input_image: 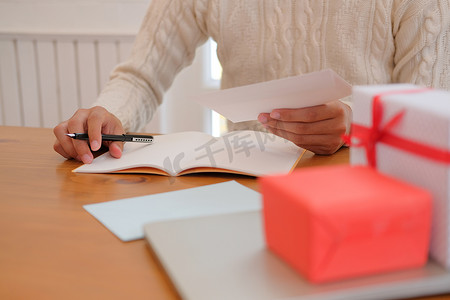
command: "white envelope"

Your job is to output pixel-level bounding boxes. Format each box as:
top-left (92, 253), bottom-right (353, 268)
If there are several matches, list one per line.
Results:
top-left (83, 180), bottom-right (261, 242)
top-left (193, 69), bottom-right (352, 122)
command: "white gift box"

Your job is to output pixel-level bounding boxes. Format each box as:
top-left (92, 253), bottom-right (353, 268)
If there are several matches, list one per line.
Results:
top-left (349, 84), bottom-right (450, 269)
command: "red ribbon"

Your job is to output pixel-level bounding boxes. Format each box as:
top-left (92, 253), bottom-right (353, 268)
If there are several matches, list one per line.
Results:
top-left (343, 89), bottom-right (450, 168)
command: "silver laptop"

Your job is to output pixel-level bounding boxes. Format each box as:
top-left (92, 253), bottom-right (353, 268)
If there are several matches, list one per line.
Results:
top-left (144, 211), bottom-right (450, 300)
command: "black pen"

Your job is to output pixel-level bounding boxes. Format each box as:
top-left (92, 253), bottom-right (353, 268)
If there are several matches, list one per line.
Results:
top-left (66, 133), bottom-right (154, 143)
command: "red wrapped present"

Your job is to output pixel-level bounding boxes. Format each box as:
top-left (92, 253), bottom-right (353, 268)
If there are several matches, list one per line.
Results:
top-left (259, 165), bottom-right (431, 283)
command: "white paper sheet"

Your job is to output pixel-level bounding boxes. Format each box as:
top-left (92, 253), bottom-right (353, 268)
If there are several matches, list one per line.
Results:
top-left (193, 69), bottom-right (352, 122)
top-left (83, 181), bottom-right (261, 242)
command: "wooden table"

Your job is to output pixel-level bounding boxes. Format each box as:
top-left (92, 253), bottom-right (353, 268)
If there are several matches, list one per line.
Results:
top-left (0, 126), bottom-right (448, 300)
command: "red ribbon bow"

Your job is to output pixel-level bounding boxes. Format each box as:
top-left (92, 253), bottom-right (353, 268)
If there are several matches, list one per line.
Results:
top-left (343, 89), bottom-right (450, 168)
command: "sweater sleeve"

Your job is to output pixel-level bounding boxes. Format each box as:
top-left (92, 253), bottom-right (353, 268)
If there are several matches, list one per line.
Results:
top-left (392, 0), bottom-right (450, 90)
top-left (93, 0), bottom-right (209, 132)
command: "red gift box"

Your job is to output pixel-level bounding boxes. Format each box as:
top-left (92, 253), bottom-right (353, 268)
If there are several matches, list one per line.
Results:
top-left (259, 165), bottom-right (431, 283)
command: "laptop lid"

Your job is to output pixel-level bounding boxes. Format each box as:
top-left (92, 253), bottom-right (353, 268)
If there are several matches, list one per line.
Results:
top-left (144, 211), bottom-right (450, 300)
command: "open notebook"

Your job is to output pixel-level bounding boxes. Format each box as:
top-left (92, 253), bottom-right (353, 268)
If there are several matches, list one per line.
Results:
top-left (74, 130), bottom-right (305, 177)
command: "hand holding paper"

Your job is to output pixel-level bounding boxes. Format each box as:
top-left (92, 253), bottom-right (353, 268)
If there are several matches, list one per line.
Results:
top-left (258, 99), bottom-right (352, 155)
top-left (194, 69), bottom-right (352, 155)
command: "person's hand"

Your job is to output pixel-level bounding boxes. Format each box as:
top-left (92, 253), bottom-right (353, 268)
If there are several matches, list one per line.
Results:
top-left (53, 106), bottom-right (125, 164)
top-left (257, 100), bottom-right (352, 155)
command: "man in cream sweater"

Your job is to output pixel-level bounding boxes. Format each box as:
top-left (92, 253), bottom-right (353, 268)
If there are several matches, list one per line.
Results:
top-left (54, 0), bottom-right (450, 164)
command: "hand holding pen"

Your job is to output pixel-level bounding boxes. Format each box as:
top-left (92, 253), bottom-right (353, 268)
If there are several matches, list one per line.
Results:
top-left (53, 106), bottom-right (128, 164)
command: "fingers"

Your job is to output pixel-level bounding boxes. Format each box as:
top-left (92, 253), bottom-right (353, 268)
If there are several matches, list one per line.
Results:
top-left (267, 127), bottom-right (344, 155)
top-left (259, 116), bottom-right (347, 135)
top-left (96, 109), bottom-right (125, 158)
top-left (86, 108), bottom-right (105, 151)
top-left (67, 109), bottom-right (94, 163)
top-left (52, 106), bottom-right (125, 163)
top-left (257, 100), bottom-right (352, 155)
top-left (108, 143), bottom-right (123, 159)
top-left (53, 120), bottom-right (82, 160)
top-left (268, 101), bottom-right (346, 123)
top-left (53, 138), bottom-right (73, 160)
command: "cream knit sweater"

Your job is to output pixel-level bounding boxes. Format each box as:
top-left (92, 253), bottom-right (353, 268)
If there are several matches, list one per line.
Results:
top-left (94, 0), bottom-right (450, 133)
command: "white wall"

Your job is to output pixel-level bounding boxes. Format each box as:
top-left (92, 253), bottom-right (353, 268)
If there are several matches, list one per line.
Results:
top-left (0, 0), bottom-right (217, 134)
top-left (0, 0), bottom-right (149, 34)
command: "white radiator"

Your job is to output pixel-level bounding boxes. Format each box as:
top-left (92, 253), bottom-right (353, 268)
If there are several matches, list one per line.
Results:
top-left (0, 32), bottom-right (134, 128)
